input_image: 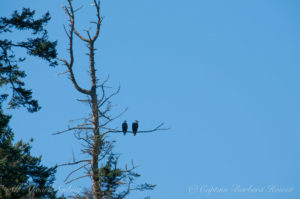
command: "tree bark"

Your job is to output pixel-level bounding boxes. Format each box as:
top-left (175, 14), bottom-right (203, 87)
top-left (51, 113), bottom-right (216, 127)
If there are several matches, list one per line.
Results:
top-left (89, 41), bottom-right (101, 199)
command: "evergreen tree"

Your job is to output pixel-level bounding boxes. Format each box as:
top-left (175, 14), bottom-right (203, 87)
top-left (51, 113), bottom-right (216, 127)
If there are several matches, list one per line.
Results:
top-left (0, 8), bottom-right (64, 199)
top-left (0, 8), bottom-right (57, 112)
top-left (0, 99), bottom-right (64, 199)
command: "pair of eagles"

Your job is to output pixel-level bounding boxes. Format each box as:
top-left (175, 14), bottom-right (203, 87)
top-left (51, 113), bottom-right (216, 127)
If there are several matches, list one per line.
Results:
top-left (122, 120), bottom-right (138, 136)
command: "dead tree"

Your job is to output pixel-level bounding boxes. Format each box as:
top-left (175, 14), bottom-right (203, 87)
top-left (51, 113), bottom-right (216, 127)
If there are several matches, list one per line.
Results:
top-left (55, 0), bottom-right (168, 198)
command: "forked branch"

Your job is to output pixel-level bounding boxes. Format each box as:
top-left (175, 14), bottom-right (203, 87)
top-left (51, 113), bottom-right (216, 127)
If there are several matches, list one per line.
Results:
top-left (57, 0), bottom-right (91, 95)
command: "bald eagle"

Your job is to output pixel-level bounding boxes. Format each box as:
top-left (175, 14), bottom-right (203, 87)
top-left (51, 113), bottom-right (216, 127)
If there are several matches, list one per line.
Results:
top-left (122, 120), bottom-right (128, 135)
top-left (132, 120), bottom-right (138, 136)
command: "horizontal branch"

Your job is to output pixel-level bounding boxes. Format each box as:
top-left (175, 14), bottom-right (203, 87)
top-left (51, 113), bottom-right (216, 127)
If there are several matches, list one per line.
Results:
top-left (53, 126), bottom-right (93, 135)
top-left (58, 159), bottom-right (90, 167)
top-left (105, 123), bottom-right (170, 134)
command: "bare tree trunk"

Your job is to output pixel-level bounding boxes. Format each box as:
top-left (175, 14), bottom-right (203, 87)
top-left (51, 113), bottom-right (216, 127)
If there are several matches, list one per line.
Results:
top-left (57, 1), bottom-right (168, 199)
top-left (89, 41), bottom-right (101, 199)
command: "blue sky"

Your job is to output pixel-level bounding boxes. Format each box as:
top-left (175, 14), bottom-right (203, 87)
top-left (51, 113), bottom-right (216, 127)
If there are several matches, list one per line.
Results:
top-left (1, 0), bottom-right (300, 198)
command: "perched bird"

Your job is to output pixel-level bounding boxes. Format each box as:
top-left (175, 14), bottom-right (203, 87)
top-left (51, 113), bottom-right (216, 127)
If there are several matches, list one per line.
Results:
top-left (132, 120), bottom-right (138, 136)
top-left (122, 120), bottom-right (128, 135)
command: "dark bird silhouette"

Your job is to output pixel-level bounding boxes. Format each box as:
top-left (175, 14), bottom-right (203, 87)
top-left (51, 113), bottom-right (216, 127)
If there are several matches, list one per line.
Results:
top-left (122, 120), bottom-right (128, 135)
top-left (132, 120), bottom-right (138, 136)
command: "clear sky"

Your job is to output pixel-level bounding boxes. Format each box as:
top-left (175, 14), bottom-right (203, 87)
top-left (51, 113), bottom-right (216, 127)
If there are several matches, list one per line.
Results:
top-left (1, 0), bottom-right (300, 198)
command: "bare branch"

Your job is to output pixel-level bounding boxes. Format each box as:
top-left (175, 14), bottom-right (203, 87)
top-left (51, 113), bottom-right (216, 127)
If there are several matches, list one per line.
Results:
top-left (58, 159), bottom-right (90, 167)
top-left (74, 5), bottom-right (84, 13)
top-left (56, 57), bottom-right (69, 66)
top-left (98, 85), bottom-right (120, 107)
top-left (74, 29), bottom-right (90, 42)
top-left (56, 70), bottom-right (70, 76)
top-left (64, 162), bottom-right (90, 182)
top-left (97, 75), bottom-right (110, 104)
top-left (63, 24), bottom-right (70, 38)
top-left (53, 126), bottom-right (93, 135)
top-left (74, 131), bottom-right (93, 147)
top-left (69, 117), bottom-right (92, 124)
top-left (77, 98), bottom-right (91, 103)
top-left (92, 0), bottom-right (101, 41)
top-left (85, 29), bottom-right (92, 40)
top-left (61, 0), bottom-right (91, 95)
top-left (105, 123), bottom-right (170, 134)
top-left (65, 174), bottom-right (90, 184)
top-left (68, 62), bottom-right (91, 95)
